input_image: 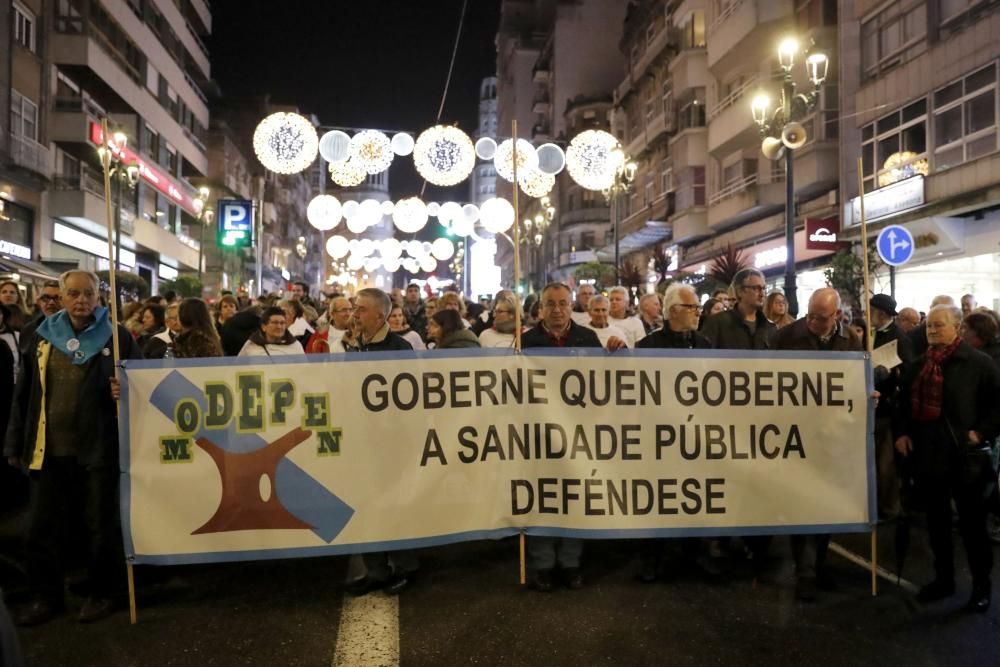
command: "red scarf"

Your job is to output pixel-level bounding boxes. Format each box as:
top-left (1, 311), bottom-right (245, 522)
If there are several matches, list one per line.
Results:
top-left (911, 336), bottom-right (961, 421)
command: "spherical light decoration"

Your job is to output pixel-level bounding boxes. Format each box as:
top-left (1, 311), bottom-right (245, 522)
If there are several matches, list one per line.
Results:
top-left (390, 132), bottom-right (414, 156)
top-left (475, 136), bottom-right (497, 160)
top-left (438, 201), bottom-right (463, 224)
top-left (348, 239), bottom-right (360, 252)
top-left (349, 130), bottom-right (394, 174)
top-left (359, 198), bottom-right (383, 227)
top-left (493, 138), bottom-right (538, 182)
top-left (380, 200), bottom-right (395, 216)
top-left (342, 200), bottom-right (359, 219)
top-left (419, 255), bottom-right (438, 273)
top-left (363, 257), bottom-right (382, 273)
top-left (536, 143), bottom-right (567, 175)
top-left (518, 168), bottom-right (555, 198)
top-left (479, 197), bottom-right (515, 234)
top-left (405, 240), bottom-right (424, 257)
top-left (307, 195), bottom-right (342, 231)
top-left (392, 197), bottom-right (429, 233)
top-left (253, 112), bottom-right (319, 174)
top-left (358, 239), bottom-right (375, 257)
top-left (421, 241), bottom-right (434, 256)
top-left (431, 237), bottom-right (455, 261)
top-left (346, 216), bottom-right (368, 234)
top-left (382, 257), bottom-right (401, 272)
top-left (462, 204), bottom-right (480, 224)
top-left (451, 217), bottom-right (474, 237)
top-left (403, 258), bottom-right (420, 273)
top-left (319, 130), bottom-right (351, 163)
top-left (412, 125), bottom-right (476, 186)
top-left (329, 159), bottom-right (366, 187)
top-left (380, 238), bottom-right (402, 260)
top-left (326, 235), bottom-right (350, 259)
top-left (565, 129), bottom-right (621, 191)
top-left (346, 254), bottom-right (365, 271)
top-left (427, 201), bottom-right (440, 216)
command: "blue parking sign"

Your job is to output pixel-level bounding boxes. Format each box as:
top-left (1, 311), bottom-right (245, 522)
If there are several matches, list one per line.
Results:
top-left (217, 199), bottom-right (254, 248)
top-left (875, 225), bottom-right (914, 266)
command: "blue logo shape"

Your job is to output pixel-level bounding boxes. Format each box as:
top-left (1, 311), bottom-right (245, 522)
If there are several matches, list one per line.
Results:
top-left (876, 225), bottom-right (915, 266)
top-left (149, 371), bottom-right (354, 543)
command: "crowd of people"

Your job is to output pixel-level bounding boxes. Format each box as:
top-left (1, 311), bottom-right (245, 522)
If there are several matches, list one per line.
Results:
top-left (0, 268), bottom-right (998, 630)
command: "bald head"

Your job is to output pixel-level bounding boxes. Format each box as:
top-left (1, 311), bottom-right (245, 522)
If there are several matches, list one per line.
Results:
top-left (806, 288), bottom-right (841, 338)
top-left (931, 295), bottom-right (955, 309)
top-left (897, 307), bottom-right (920, 333)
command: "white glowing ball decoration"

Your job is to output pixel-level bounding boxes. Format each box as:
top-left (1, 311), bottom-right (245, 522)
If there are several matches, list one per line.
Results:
top-left (392, 197), bottom-right (429, 233)
top-left (535, 143), bottom-right (567, 175)
top-left (326, 235), bottom-right (350, 259)
top-left (329, 159), bottom-right (366, 187)
top-left (359, 198), bottom-right (383, 227)
top-left (253, 112), bottom-right (319, 174)
top-left (518, 168), bottom-right (555, 198)
top-left (493, 138), bottom-right (538, 182)
top-left (479, 197), bottom-right (515, 234)
top-left (431, 237), bottom-right (455, 261)
top-left (349, 130), bottom-right (394, 174)
top-left (475, 137), bottom-right (497, 160)
top-left (412, 125), bottom-right (476, 187)
top-left (319, 130), bottom-right (351, 163)
top-left (306, 195), bottom-right (342, 231)
top-left (390, 132), bottom-right (414, 156)
top-left (565, 129), bottom-right (621, 191)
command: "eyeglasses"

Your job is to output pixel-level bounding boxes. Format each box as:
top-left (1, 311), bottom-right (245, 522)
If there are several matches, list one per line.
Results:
top-left (39, 295), bottom-right (60, 302)
top-left (543, 301), bottom-right (572, 310)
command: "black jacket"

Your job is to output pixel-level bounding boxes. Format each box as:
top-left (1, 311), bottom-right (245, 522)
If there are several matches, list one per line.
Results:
top-left (521, 321), bottom-right (602, 348)
top-left (346, 324), bottom-right (413, 353)
top-left (774, 319), bottom-right (863, 352)
top-left (221, 308), bottom-right (262, 356)
top-left (700, 308), bottom-right (776, 350)
top-left (873, 320), bottom-right (915, 417)
top-left (893, 340), bottom-right (1000, 446)
top-left (637, 326), bottom-right (712, 350)
top-left (4, 324), bottom-right (143, 469)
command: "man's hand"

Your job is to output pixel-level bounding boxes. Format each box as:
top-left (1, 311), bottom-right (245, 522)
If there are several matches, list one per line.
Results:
top-left (894, 435), bottom-right (913, 456)
top-left (110, 377), bottom-right (121, 401)
top-left (969, 430), bottom-right (982, 446)
top-left (871, 390), bottom-right (880, 409)
top-left (606, 336), bottom-right (628, 352)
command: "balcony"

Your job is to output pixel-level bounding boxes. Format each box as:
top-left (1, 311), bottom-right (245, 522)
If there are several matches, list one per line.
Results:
top-left (669, 48), bottom-right (708, 95)
top-left (669, 124), bottom-right (708, 168)
top-left (532, 96), bottom-right (551, 114)
top-left (707, 0), bottom-right (793, 75)
top-left (707, 174), bottom-right (784, 230)
top-left (532, 65), bottom-right (550, 84)
top-left (707, 76), bottom-right (758, 157)
top-left (531, 123), bottom-right (551, 142)
top-left (560, 207), bottom-right (608, 227)
top-left (557, 249), bottom-right (599, 268)
top-left (8, 133), bottom-right (50, 177)
top-left (788, 115), bottom-right (839, 200)
top-left (51, 166), bottom-right (135, 235)
top-left (50, 96), bottom-right (106, 146)
top-left (670, 205), bottom-right (710, 243)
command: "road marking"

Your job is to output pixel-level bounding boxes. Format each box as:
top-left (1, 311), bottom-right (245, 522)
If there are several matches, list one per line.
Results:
top-left (331, 591), bottom-right (400, 667)
top-left (829, 542), bottom-right (919, 593)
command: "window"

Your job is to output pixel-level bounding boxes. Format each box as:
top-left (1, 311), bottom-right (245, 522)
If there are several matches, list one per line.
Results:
top-left (939, 0), bottom-right (988, 25)
top-left (56, 0), bottom-right (83, 33)
top-left (861, 98), bottom-right (928, 192)
top-left (861, 1), bottom-right (927, 79)
top-left (796, 0), bottom-right (837, 31)
top-left (678, 10), bottom-right (706, 49)
top-left (13, 1), bottom-right (36, 52)
top-left (580, 231), bottom-right (595, 250)
top-left (721, 158), bottom-right (756, 189)
top-left (661, 158), bottom-right (673, 193)
top-left (933, 63), bottom-right (998, 170)
top-left (10, 90), bottom-right (38, 140)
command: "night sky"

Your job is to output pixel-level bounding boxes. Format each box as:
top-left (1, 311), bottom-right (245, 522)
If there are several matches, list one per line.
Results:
top-left (211, 0), bottom-right (501, 200)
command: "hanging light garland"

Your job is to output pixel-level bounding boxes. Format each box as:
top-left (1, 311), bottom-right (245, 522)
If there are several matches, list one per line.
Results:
top-left (349, 130), bottom-right (394, 174)
top-left (493, 138), bottom-right (538, 183)
top-left (565, 129), bottom-right (621, 191)
top-left (412, 125), bottom-right (476, 187)
top-left (253, 112), bottom-right (319, 174)
top-left (328, 159), bottom-right (366, 187)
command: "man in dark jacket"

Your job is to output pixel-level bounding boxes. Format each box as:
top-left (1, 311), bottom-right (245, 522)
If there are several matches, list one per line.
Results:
top-left (869, 294), bottom-right (914, 519)
top-left (775, 288), bottom-right (864, 601)
top-left (19, 280), bottom-right (61, 358)
top-left (894, 304), bottom-right (1000, 613)
top-left (401, 283), bottom-right (427, 341)
top-left (344, 288), bottom-right (414, 596)
top-left (4, 270), bottom-right (143, 626)
top-left (220, 305), bottom-right (262, 356)
top-left (521, 282), bottom-right (619, 592)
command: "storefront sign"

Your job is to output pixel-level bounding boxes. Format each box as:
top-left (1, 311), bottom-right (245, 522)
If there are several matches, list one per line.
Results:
top-left (89, 123), bottom-right (199, 216)
top-left (847, 176), bottom-right (924, 227)
top-left (217, 199), bottom-right (254, 248)
top-left (53, 222), bottom-right (136, 267)
top-left (805, 218), bottom-right (847, 251)
top-left (0, 239), bottom-right (31, 260)
top-left (158, 263), bottom-right (178, 280)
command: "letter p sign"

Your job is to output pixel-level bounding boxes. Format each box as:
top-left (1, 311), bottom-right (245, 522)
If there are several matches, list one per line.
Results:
top-left (217, 199), bottom-right (253, 248)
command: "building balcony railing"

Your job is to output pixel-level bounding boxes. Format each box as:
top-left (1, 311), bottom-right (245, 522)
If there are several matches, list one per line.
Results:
top-left (8, 133), bottom-right (50, 176)
top-left (707, 75), bottom-right (756, 122)
top-left (708, 0), bottom-right (746, 36)
top-left (708, 173), bottom-right (757, 206)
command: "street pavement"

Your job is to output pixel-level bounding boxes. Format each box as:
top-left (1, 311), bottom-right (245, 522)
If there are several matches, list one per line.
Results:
top-left (2, 516), bottom-right (999, 666)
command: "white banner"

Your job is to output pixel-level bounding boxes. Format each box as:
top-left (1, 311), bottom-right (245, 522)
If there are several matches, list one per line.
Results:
top-left (120, 349), bottom-right (875, 565)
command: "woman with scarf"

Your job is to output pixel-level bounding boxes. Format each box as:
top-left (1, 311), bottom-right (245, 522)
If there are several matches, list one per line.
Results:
top-left (238, 306), bottom-right (304, 357)
top-left (427, 309), bottom-right (480, 350)
top-left (478, 295), bottom-right (525, 348)
top-left (173, 298), bottom-right (222, 358)
top-left (894, 304), bottom-right (1000, 613)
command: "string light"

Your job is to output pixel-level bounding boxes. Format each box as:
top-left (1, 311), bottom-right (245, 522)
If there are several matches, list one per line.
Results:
top-left (392, 197), bottom-right (429, 233)
top-left (349, 130), bottom-right (394, 174)
top-left (518, 168), bottom-right (555, 198)
top-left (413, 125), bottom-right (476, 187)
top-left (253, 112), bottom-right (319, 174)
top-left (493, 138), bottom-right (538, 183)
top-left (329, 159), bottom-right (366, 187)
top-left (565, 129), bottom-right (620, 191)
top-left (307, 194), bottom-right (343, 231)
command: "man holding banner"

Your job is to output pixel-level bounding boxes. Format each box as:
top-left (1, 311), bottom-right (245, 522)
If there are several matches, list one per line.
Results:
top-left (774, 288), bottom-right (863, 601)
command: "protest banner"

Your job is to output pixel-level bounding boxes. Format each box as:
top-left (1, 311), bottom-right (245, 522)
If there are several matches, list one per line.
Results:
top-left (120, 349), bottom-right (874, 566)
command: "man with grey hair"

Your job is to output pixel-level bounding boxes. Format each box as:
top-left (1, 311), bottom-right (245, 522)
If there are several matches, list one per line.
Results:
top-left (585, 295), bottom-right (629, 350)
top-left (570, 283), bottom-right (596, 325)
top-left (6, 269), bottom-right (142, 625)
top-left (608, 286), bottom-right (647, 346)
top-left (910, 295), bottom-right (956, 357)
top-left (895, 302), bottom-right (1000, 612)
top-left (637, 293), bottom-right (663, 334)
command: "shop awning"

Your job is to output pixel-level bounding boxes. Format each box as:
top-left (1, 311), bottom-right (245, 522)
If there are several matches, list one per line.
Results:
top-left (596, 221), bottom-right (672, 260)
top-left (0, 254), bottom-right (60, 283)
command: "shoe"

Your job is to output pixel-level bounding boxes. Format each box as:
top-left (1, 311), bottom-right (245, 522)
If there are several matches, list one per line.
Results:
top-left (16, 599), bottom-right (60, 627)
top-left (345, 576), bottom-right (386, 597)
top-left (965, 583), bottom-right (991, 613)
top-left (638, 562), bottom-right (657, 584)
top-left (795, 576), bottom-right (817, 602)
top-left (78, 597), bottom-right (114, 623)
top-left (384, 573), bottom-right (411, 595)
top-left (563, 567), bottom-right (583, 590)
top-left (917, 579), bottom-right (956, 603)
top-left (531, 569), bottom-right (553, 592)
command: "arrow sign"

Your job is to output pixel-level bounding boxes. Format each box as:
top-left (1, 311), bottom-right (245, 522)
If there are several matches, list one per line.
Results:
top-left (876, 225), bottom-right (915, 266)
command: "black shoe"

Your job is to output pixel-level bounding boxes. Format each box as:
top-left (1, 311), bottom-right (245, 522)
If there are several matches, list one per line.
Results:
top-left (917, 579), bottom-right (956, 603)
top-left (795, 576), bottom-right (817, 602)
top-left (385, 573), bottom-right (411, 596)
top-left (78, 597), bottom-right (114, 623)
top-left (638, 562), bottom-right (657, 584)
top-left (563, 567), bottom-right (583, 590)
top-left (16, 599), bottom-right (60, 627)
top-left (345, 576), bottom-right (386, 597)
top-left (965, 584), bottom-right (991, 613)
top-left (531, 569), bottom-right (553, 592)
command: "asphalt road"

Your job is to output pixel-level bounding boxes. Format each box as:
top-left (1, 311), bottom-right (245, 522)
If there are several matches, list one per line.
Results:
top-left (3, 521), bottom-right (999, 666)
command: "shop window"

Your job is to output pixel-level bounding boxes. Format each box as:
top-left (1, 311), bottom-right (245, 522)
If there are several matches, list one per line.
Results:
top-left (13, 1), bottom-right (36, 53)
top-left (861, 98), bottom-right (928, 192)
top-left (860, 0), bottom-right (927, 80)
top-left (933, 63), bottom-right (998, 171)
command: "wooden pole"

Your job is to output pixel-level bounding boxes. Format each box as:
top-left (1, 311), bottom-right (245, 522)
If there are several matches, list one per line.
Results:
top-left (510, 121), bottom-right (527, 585)
top-left (99, 118), bottom-right (135, 623)
top-left (857, 157), bottom-right (877, 598)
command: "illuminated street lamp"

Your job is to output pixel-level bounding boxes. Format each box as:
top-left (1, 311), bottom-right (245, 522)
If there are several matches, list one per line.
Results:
top-left (195, 186), bottom-right (215, 281)
top-left (751, 37), bottom-right (828, 317)
top-left (602, 147), bottom-right (637, 285)
top-left (97, 131), bottom-right (140, 272)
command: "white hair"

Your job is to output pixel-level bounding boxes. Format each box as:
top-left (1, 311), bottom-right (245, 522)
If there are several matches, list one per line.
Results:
top-left (638, 293), bottom-right (660, 307)
top-left (929, 303), bottom-right (962, 327)
top-left (662, 283), bottom-right (697, 312)
top-left (608, 286), bottom-right (628, 299)
top-left (59, 269), bottom-right (99, 293)
top-left (588, 295), bottom-right (609, 311)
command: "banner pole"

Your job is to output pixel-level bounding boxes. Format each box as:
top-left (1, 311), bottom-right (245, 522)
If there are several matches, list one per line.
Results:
top-left (856, 157), bottom-right (877, 598)
top-left (511, 120), bottom-right (527, 585)
top-left (100, 118), bottom-right (135, 622)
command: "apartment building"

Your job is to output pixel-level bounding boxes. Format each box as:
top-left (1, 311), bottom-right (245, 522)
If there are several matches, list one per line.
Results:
top-left (839, 0), bottom-right (1000, 311)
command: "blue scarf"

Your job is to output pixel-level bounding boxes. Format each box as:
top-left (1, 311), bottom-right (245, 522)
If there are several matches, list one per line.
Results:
top-left (37, 307), bottom-right (114, 365)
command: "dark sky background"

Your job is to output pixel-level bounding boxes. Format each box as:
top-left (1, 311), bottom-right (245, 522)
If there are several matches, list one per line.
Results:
top-left (211, 0), bottom-right (501, 200)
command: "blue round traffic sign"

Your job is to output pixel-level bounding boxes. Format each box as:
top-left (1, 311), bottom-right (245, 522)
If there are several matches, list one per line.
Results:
top-left (876, 225), bottom-right (915, 266)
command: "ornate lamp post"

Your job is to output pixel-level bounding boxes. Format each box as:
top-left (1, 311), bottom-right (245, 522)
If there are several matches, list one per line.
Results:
top-left (602, 148), bottom-right (637, 285)
top-left (97, 131), bottom-right (139, 272)
top-left (750, 36), bottom-right (828, 316)
top-left (195, 186), bottom-right (214, 282)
